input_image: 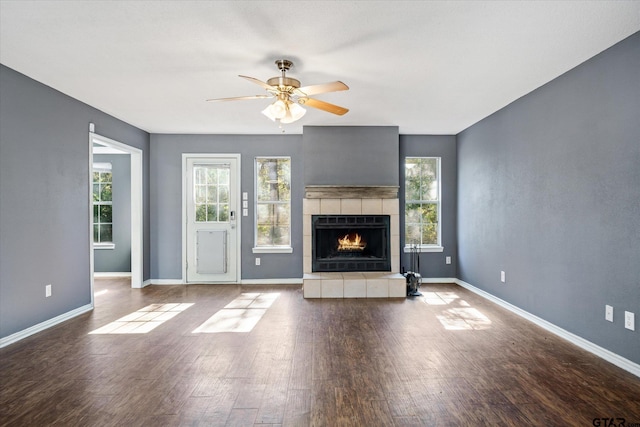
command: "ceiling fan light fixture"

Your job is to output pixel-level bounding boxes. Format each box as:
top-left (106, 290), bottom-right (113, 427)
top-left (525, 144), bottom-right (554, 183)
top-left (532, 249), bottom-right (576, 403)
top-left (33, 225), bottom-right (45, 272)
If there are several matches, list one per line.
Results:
top-left (280, 101), bottom-right (306, 124)
top-left (262, 99), bottom-right (288, 121)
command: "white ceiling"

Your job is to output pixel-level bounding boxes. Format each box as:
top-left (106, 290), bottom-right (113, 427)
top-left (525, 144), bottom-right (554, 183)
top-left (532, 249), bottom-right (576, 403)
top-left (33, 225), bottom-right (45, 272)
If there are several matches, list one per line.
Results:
top-left (1, 1), bottom-right (638, 135)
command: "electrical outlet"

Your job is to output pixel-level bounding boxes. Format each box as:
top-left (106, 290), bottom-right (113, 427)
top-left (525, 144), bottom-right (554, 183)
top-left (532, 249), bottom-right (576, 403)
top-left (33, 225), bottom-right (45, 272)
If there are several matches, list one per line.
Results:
top-left (500, 271), bottom-right (506, 283)
top-left (605, 305), bottom-right (613, 322)
top-left (445, 256), bottom-right (451, 265)
top-left (255, 258), bottom-right (261, 266)
top-left (46, 284), bottom-right (52, 298)
top-left (625, 311), bottom-right (635, 331)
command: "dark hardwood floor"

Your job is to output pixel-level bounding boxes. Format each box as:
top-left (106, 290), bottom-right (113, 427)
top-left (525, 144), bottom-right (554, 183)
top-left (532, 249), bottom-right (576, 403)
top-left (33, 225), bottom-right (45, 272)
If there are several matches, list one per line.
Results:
top-left (1, 279), bottom-right (639, 426)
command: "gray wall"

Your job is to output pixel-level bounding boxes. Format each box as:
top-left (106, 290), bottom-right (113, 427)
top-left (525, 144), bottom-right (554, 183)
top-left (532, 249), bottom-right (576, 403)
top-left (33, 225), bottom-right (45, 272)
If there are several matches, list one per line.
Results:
top-left (400, 135), bottom-right (457, 278)
top-left (150, 134), bottom-right (304, 280)
top-left (0, 64), bottom-right (149, 339)
top-left (303, 126), bottom-right (399, 186)
top-left (457, 32), bottom-right (640, 364)
top-left (93, 153), bottom-right (132, 273)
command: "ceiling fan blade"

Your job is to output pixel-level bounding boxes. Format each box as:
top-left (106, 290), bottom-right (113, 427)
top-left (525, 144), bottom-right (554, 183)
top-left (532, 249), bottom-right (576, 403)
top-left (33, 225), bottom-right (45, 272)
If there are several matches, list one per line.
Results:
top-left (239, 75), bottom-right (277, 91)
top-left (206, 95), bottom-right (272, 102)
top-left (294, 81), bottom-right (349, 97)
top-left (299, 98), bottom-right (349, 115)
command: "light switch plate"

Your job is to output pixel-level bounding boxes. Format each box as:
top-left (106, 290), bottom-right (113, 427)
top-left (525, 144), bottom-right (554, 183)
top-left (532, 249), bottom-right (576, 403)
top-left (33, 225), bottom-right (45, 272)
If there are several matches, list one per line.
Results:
top-left (605, 305), bottom-right (613, 322)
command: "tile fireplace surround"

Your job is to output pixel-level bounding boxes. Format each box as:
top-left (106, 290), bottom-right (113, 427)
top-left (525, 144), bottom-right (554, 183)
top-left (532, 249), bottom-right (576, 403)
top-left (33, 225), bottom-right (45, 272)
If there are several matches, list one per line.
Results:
top-left (303, 185), bottom-right (405, 298)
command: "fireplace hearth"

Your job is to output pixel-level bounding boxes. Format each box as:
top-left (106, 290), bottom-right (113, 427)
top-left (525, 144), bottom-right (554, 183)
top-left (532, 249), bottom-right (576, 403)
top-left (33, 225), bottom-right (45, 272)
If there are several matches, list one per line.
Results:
top-left (312, 215), bottom-right (390, 272)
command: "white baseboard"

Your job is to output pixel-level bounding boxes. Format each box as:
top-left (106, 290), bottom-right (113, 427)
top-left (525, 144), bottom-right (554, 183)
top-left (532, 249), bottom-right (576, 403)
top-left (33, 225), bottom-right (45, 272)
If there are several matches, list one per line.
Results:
top-left (0, 303), bottom-right (93, 349)
top-left (454, 279), bottom-right (640, 378)
top-left (145, 279), bottom-right (184, 286)
top-left (241, 278), bottom-right (303, 285)
top-left (93, 272), bottom-right (132, 278)
top-left (144, 278), bottom-right (304, 286)
top-left (421, 277), bottom-right (457, 284)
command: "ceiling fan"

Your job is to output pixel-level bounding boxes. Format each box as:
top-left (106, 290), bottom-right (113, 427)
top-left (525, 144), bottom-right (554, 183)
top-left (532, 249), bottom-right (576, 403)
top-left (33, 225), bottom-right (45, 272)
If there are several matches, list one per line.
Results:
top-left (207, 59), bottom-right (349, 124)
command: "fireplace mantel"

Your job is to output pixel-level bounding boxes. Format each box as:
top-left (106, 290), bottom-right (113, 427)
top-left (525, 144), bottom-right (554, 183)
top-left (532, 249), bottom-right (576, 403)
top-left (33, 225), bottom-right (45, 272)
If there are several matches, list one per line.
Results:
top-left (305, 185), bottom-right (398, 199)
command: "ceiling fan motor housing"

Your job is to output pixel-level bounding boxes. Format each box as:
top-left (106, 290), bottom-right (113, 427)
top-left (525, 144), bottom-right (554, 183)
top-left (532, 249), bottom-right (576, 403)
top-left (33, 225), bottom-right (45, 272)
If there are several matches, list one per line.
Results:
top-left (267, 76), bottom-right (301, 90)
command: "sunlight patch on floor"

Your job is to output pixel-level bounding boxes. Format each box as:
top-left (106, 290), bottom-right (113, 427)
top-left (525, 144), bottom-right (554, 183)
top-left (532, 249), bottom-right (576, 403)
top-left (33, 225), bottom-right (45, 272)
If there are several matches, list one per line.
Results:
top-left (436, 307), bottom-right (492, 330)
top-left (192, 293), bottom-right (279, 333)
top-left (94, 289), bottom-right (109, 297)
top-left (422, 291), bottom-right (492, 330)
top-left (89, 303), bottom-right (194, 334)
top-left (422, 291), bottom-right (460, 305)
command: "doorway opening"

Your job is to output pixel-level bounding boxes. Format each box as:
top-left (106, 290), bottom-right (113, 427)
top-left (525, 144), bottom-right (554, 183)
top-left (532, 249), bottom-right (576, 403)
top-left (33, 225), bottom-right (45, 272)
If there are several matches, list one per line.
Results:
top-left (90, 131), bottom-right (143, 306)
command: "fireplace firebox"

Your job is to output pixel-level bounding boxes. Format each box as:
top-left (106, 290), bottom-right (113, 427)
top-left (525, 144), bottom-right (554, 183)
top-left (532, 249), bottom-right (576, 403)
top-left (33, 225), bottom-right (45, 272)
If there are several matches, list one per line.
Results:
top-left (312, 215), bottom-right (391, 272)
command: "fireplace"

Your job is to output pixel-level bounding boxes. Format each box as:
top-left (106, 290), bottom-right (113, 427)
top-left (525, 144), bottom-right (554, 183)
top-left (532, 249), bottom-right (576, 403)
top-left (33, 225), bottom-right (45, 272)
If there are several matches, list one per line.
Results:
top-left (312, 215), bottom-right (391, 272)
top-left (302, 185), bottom-right (405, 298)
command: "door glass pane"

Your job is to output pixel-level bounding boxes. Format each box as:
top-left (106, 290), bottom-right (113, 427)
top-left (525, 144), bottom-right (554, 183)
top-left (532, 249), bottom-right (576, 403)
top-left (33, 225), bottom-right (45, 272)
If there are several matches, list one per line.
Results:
top-left (194, 164), bottom-right (230, 223)
top-left (218, 204), bottom-right (229, 222)
top-left (218, 168), bottom-right (229, 185)
top-left (219, 186), bottom-right (229, 203)
top-left (206, 204), bottom-right (217, 222)
top-left (195, 168), bottom-right (206, 185)
top-left (195, 185), bottom-right (206, 204)
top-left (207, 168), bottom-right (218, 185)
top-left (195, 204), bottom-right (207, 222)
top-left (207, 186), bottom-right (218, 203)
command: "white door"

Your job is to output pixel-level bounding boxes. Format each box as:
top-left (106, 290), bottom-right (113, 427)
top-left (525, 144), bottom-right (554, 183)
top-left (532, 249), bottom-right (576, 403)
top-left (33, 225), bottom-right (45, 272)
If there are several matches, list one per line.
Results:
top-left (185, 156), bottom-right (239, 282)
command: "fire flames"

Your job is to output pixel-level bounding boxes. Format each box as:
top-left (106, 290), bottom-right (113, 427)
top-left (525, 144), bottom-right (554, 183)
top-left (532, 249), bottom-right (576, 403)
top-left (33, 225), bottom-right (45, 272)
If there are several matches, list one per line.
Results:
top-left (337, 233), bottom-right (366, 251)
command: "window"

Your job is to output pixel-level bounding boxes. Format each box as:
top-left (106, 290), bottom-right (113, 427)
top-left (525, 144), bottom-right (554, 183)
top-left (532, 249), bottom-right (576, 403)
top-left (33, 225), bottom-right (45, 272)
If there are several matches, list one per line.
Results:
top-left (254, 157), bottom-right (292, 252)
top-left (194, 164), bottom-right (230, 223)
top-left (404, 157), bottom-right (442, 251)
top-left (93, 163), bottom-right (113, 248)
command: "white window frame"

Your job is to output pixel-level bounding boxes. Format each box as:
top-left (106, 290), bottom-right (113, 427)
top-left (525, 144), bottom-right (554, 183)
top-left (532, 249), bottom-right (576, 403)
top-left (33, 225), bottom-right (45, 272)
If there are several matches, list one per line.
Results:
top-left (252, 156), bottom-right (293, 254)
top-left (93, 162), bottom-right (115, 249)
top-left (404, 156), bottom-right (443, 253)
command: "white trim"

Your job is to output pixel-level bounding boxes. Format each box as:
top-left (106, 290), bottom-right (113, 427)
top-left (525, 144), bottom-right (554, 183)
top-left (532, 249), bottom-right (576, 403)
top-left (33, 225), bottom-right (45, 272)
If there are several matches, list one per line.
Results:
top-left (94, 243), bottom-right (116, 250)
top-left (146, 279), bottom-right (185, 285)
top-left (252, 246), bottom-right (294, 254)
top-left (93, 272), bottom-right (132, 278)
top-left (454, 278), bottom-right (640, 378)
top-left (90, 132), bottom-right (144, 290)
top-left (241, 278), bottom-right (303, 285)
top-left (182, 153), bottom-right (242, 284)
top-left (142, 278), bottom-right (303, 286)
top-left (93, 162), bottom-right (112, 171)
top-left (421, 277), bottom-right (457, 283)
top-left (0, 304), bottom-right (93, 348)
top-left (403, 245), bottom-right (444, 253)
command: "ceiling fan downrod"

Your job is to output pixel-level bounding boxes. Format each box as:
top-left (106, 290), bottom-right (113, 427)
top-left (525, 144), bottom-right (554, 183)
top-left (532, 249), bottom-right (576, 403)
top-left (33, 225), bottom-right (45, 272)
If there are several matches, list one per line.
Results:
top-left (267, 59), bottom-right (300, 90)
